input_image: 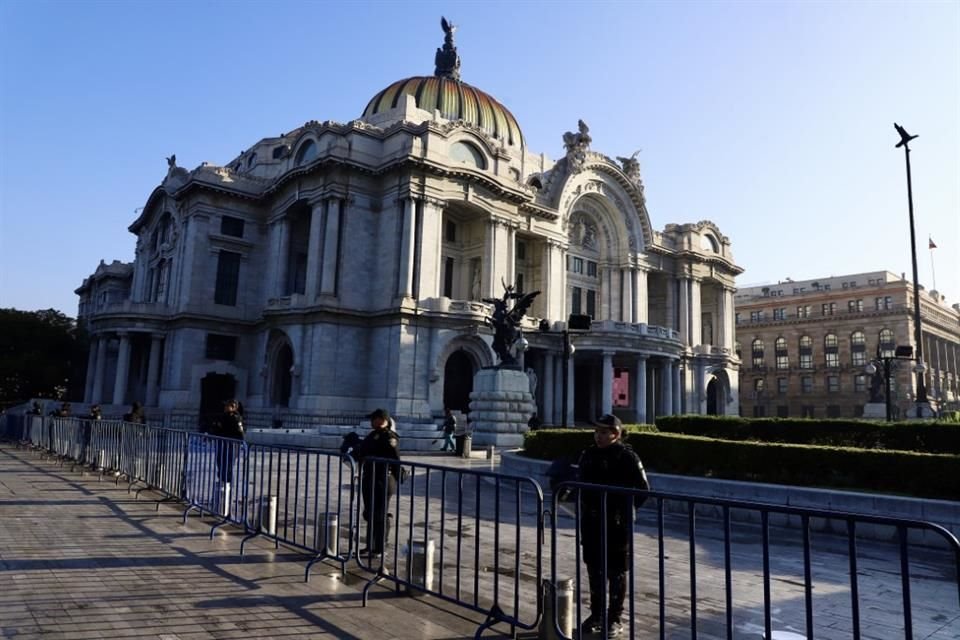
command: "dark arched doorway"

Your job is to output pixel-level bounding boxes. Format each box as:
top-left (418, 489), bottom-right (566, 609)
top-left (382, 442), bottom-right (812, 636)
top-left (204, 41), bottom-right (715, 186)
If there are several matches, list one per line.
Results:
top-left (443, 350), bottom-right (474, 412)
top-left (271, 344), bottom-right (293, 407)
top-left (199, 373), bottom-right (236, 431)
top-left (706, 377), bottom-right (721, 415)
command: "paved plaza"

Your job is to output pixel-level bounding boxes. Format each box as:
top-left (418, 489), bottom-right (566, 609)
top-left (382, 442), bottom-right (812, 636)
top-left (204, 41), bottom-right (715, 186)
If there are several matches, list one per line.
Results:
top-left (1, 443), bottom-right (958, 639)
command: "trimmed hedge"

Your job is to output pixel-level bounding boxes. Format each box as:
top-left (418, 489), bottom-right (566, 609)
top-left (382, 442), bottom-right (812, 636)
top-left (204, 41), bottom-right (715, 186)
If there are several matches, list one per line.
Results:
top-left (655, 415), bottom-right (960, 454)
top-left (523, 429), bottom-right (960, 500)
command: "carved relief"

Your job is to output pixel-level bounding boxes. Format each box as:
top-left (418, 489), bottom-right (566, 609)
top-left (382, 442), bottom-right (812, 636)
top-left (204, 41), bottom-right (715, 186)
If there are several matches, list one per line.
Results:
top-left (562, 119), bottom-right (592, 174)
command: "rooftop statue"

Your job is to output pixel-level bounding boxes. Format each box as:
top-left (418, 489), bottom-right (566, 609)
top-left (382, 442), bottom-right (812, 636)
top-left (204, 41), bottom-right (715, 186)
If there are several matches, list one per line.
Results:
top-left (562, 119), bottom-right (592, 173)
top-left (434, 16), bottom-right (462, 80)
top-left (483, 279), bottom-right (540, 368)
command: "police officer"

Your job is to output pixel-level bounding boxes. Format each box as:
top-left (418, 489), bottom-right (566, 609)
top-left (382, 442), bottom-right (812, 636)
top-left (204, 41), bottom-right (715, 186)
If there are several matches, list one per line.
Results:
top-left (577, 414), bottom-right (649, 637)
top-left (212, 399), bottom-right (244, 484)
top-left (352, 408), bottom-right (401, 556)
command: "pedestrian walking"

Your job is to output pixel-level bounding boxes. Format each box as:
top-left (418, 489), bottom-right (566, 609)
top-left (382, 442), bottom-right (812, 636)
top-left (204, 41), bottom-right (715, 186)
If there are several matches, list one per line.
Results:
top-left (441, 407), bottom-right (457, 452)
top-left (576, 414), bottom-right (650, 638)
top-left (211, 399), bottom-right (244, 484)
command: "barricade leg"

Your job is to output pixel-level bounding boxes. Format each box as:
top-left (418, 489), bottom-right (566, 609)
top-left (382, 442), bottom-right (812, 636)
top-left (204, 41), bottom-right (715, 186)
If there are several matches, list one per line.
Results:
top-left (240, 495), bottom-right (278, 557)
top-left (305, 512), bottom-right (342, 582)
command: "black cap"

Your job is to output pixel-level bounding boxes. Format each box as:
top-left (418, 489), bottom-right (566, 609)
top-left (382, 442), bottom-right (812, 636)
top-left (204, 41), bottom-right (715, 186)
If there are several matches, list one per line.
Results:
top-left (593, 414), bottom-right (622, 432)
top-left (368, 408), bottom-right (390, 422)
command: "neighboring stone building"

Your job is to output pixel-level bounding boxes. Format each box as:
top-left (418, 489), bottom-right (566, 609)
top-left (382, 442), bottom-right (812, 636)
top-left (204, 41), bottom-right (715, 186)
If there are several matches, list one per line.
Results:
top-left (76, 21), bottom-right (742, 430)
top-left (735, 271), bottom-right (960, 419)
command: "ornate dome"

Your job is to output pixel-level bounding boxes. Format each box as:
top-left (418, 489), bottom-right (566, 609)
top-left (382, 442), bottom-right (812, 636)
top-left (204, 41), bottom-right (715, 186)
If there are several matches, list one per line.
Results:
top-left (361, 18), bottom-right (523, 147)
top-left (362, 76), bottom-right (524, 147)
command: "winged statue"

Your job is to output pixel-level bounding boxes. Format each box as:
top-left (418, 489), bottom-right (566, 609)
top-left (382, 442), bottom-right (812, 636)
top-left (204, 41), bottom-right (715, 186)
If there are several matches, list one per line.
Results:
top-left (483, 280), bottom-right (541, 367)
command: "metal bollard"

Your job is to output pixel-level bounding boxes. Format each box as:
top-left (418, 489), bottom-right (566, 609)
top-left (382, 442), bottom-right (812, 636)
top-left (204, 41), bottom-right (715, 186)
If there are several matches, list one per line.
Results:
top-left (134, 457), bottom-right (143, 481)
top-left (405, 539), bottom-right (435, 596)
top-left (538, 578), bottom-right (573, 639)
top-left (97, 449), bottom-right (106, 470)
top-left (155, 463), bottom-right (165, 490)
top-left (314, 513), bottom-right (339, 555)
top-left (486, 445), bottom-right (494, 460)
top-left (259, 495), bottom-right (278, 535)
top-left (220, 482), bottom-right (231, 518)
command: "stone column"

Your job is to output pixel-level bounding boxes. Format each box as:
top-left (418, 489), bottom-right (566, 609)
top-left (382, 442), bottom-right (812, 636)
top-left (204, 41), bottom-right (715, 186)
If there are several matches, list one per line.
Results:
top-left (543, 241), bottom-right (566, 321)
top-left (416, 199), bottom-right (444, 299)
top-left (566, 355), bottom-right (576, 426)
top-left (600, 268), bottom-right (611, 320)
top-left (691, 278), bottom-right (702, 347)
top-left (717, 285), bottom-right (728, 348)
top-left (486, 218), bottom-right (510, 297)
top-left (398, 197), bottom-right (416, 298)
top-left (145, 334), bottom-right (164, 406)
top-left (304, 200), bottom-right (325, 298)
top-left (621, 268), bottom-right (633, 323)
top-left (634, 356), bottom-right (648, 424)
top-left (505, 224), bottom-right (516, 289)
top-left (665, 276), bottom-right (676, 332)
top-left (635, 269), bottom-right (648, 324)
top-left (678, 278), bottom-right (690, 346)
top-left (91, 335), bottom-right (108, 403)
top-left (277, 218), bottom-right (291, 296)
top-left (660, 359), bottom-right (673, 417)
top-left (723, 287), bottom-right (735, 351)
top-left (601, 352), bottom-right (614, 415)
top-left (84, 337), bottom-right (98, 402)
top-left (673, 359), bottom-right (682, 415)
top-left (112, 332), bottom-right (131, 406)
top-left (543, 353), bottom-right (555, 425)
top-left (320, 198), bottom-right (342, 296)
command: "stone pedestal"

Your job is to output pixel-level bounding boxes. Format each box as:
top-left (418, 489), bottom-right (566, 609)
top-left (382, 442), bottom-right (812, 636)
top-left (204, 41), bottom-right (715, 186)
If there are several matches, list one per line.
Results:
top-left (469, 368), bottom-right (536, 448)
top-left (906, 401), bottom-right (937, 419)
top-left (862, 402), bottom-right (887, 419)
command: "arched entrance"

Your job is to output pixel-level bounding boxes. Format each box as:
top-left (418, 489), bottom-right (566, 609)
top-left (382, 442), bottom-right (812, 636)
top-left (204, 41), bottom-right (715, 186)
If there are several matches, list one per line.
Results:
top-left (271, 344), bottom-right (293, 407)
top-left (443, 350), bottom-right (474, 412)
top-left (706, 373), bottom-right (727, 415)
top-left (199, 373), bottom-right (236, 431)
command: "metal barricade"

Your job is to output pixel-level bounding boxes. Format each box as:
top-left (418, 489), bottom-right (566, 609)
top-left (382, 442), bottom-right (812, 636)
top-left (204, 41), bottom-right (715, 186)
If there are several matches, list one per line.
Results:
top-left (240, 444), bottom-right (357, 580)
top-left (181, 432), bottom-right (248, 534)
top-left (354, 457), bottom-right (544, 639)
top-left (550, 482), bottom-right (960, 640)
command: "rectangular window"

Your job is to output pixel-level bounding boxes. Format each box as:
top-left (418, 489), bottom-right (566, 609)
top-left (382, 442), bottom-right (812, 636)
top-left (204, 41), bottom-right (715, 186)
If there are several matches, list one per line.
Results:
top-left (776, 354), bottom-right (789, 370)
top-left (443, 256), bottom-right (455, 298)
top-left (854, 374), bottom-right (867, 393)
top-left (821, 302), bottom-right (836, 316)
top-left (754, 379), bottom-right (765, 393)
top-left (586, 289), bottom-right (597, 318)
top-left (220, 216), bottom-right (245, 238)
top-left (587, 261), bottom-right (598, 277)
top-left (773, 308), bottom-right (786, 320)
top-left (847, 299), bottom-right (863, 312)
top-left (750, 310), bottom-right (765, 322)
top-left (571, 257), bottom-right (584, 274)
top-left (777, 378), bottom-right (788, 394)
top-left (827, 375), bottom-right (840, 392)
top-left (571, 286), bottom-right (582, 315)
top-left (214, 251), bottom-right (241, 306)
top-left (799, 353), bottom-right (813, 369)
top-left (515, 272), bottom-right (524, 294)
top-left (852, 351), bottom-right (866, 366)
top-left (801, 376), bottom-right (813, 393)
top-left (826, 352), bottom-right (839, 368)
top-left (735, 312), bottom-right (741, 324)
top-left (515, 240), bottom-right (525, 260)
top-left (884, 296), bottom-right (892, 309)
top-left (205, 334), bottom-right (237, 361)
top-left (445, 220), bottom-right (457, 243)
top-left (797, 305), bottom-right (811, 318)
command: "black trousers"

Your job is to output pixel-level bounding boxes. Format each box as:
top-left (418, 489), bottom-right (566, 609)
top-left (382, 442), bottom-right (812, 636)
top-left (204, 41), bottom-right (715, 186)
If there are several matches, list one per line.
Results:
top-left (361, 470), bottom-right (397, 553)
top-left (215, 438), bottom-right (239, 484)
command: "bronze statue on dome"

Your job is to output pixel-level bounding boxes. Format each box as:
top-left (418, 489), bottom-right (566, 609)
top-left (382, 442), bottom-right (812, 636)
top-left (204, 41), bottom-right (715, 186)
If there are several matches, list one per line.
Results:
top-left (435, 16), bottom-right (462, 80)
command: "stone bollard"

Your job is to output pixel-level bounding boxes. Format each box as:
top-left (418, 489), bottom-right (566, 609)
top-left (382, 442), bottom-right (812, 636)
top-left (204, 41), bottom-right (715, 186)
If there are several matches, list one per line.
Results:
top-left (314, 512), bottom-right (339, 555)
top-left (220, 482), bottom-right (231, 518)
top-left (538, 578), bottom-right (573, 639)
top-left (259, 495), bottom-right (278, 535)
top-left (405, 539), bottom-right (435, 596)
top-left (97, 449), bottom-right (106, 471)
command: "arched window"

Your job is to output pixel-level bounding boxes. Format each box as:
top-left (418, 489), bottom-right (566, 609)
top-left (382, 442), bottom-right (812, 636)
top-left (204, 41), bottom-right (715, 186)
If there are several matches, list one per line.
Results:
top-left (824, 333), bottom-right (839, 368)
top-left (851, 330), bottom-right (866, 366)
top-left (450, 141), bottom-right (486, 169)
top-left (700, 234), bottom-right (720, 253)
top-left (246, 152), bottom-right (257, 168)
top-left (751, 338), bottom-right (765, 369)
top-left (799, 335), bottom-right (813, 369)
top-left (775, 337), bottom-right (789, 370)
top-left (879, 328), bottom-right (895, 358)
top-left (295, 139), bottom-right (317, 165)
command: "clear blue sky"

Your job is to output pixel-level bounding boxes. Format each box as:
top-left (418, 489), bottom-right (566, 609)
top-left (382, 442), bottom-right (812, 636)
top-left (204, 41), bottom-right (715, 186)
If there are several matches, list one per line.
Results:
top-left (1, 0), bottom-right (957, 316)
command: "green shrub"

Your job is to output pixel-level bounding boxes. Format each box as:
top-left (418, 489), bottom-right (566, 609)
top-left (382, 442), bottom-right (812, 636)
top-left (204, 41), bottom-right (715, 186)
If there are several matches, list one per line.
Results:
top-left (522, 430), bottom-right (960, 500)
top-left (655, 415), bottom-right (960, 454)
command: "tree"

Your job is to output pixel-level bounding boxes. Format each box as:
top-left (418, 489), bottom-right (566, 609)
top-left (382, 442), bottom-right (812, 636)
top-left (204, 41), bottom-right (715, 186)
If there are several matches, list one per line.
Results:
top-left (0, 308), bottom-right (88, 406)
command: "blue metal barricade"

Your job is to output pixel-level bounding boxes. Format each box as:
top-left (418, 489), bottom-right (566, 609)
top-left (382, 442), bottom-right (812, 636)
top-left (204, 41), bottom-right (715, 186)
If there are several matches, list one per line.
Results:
top-left (550, 481), bottom-right (960, 640)
top-left (240, 444), bottom-right (357, 580)
top-left (182, 432), bottom-right (248, 534)
top-left (354, 457), bottom-right (544, 639)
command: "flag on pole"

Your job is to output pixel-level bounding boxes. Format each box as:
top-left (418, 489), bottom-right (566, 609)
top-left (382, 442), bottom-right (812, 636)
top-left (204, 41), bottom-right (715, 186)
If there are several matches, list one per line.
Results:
top-left (928, 237), bottom-right (937, 249)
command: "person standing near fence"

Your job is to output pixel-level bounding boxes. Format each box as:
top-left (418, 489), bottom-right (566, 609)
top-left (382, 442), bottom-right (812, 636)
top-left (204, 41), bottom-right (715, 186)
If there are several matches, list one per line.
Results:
top-left (211, 399), bottom-right (244, 485)
top-left (81, 404), bottom-right (102, 466)
top-left (123, 401), bottom-right (146, 424)
top-left (576, 414), bottom-right (649, 638)
top-left (351, 408), bottom-right (401, 557)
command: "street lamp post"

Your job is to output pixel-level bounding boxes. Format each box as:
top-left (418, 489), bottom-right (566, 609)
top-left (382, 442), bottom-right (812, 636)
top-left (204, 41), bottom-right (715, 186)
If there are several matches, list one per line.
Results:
top-left (542, 314), bottom-right (591, 428)
top-left (865, 345), bottom-right (915, 422)
top-left (893, 123), bottom-right (928, 415)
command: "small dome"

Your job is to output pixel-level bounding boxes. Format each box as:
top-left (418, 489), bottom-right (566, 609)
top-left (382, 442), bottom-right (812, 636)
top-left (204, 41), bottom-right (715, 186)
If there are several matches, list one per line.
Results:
top-left (362, 76), bottom-right (524, 147)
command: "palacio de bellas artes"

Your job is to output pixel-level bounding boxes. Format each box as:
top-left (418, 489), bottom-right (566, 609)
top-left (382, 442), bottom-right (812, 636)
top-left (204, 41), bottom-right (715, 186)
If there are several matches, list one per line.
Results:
top-left (75, 19), bottom-right (743, 448)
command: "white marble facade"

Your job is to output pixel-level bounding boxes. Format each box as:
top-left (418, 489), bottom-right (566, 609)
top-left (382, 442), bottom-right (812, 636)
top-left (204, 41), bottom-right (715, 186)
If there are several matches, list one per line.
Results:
top-left (76, 23), bottom-right (742, 428)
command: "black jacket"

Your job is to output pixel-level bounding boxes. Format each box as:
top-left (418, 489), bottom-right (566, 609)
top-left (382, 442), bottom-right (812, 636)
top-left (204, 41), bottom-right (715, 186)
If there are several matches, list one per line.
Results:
top-left (213, 411), bottom-right (244, 440)
top-left (577, 442), bottom-right (648, 528)
top-left (353, 427), bottom-right (401, 481)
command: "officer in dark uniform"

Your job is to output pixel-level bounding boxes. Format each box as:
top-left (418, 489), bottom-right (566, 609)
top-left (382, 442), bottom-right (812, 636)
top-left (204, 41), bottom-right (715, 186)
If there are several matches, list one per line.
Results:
top-left (350, 408), bottom-right (401, 556)
top-left (212, 399), bottom-right (244, 484)
top-left (577, 414), bottom-right (649, 637)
